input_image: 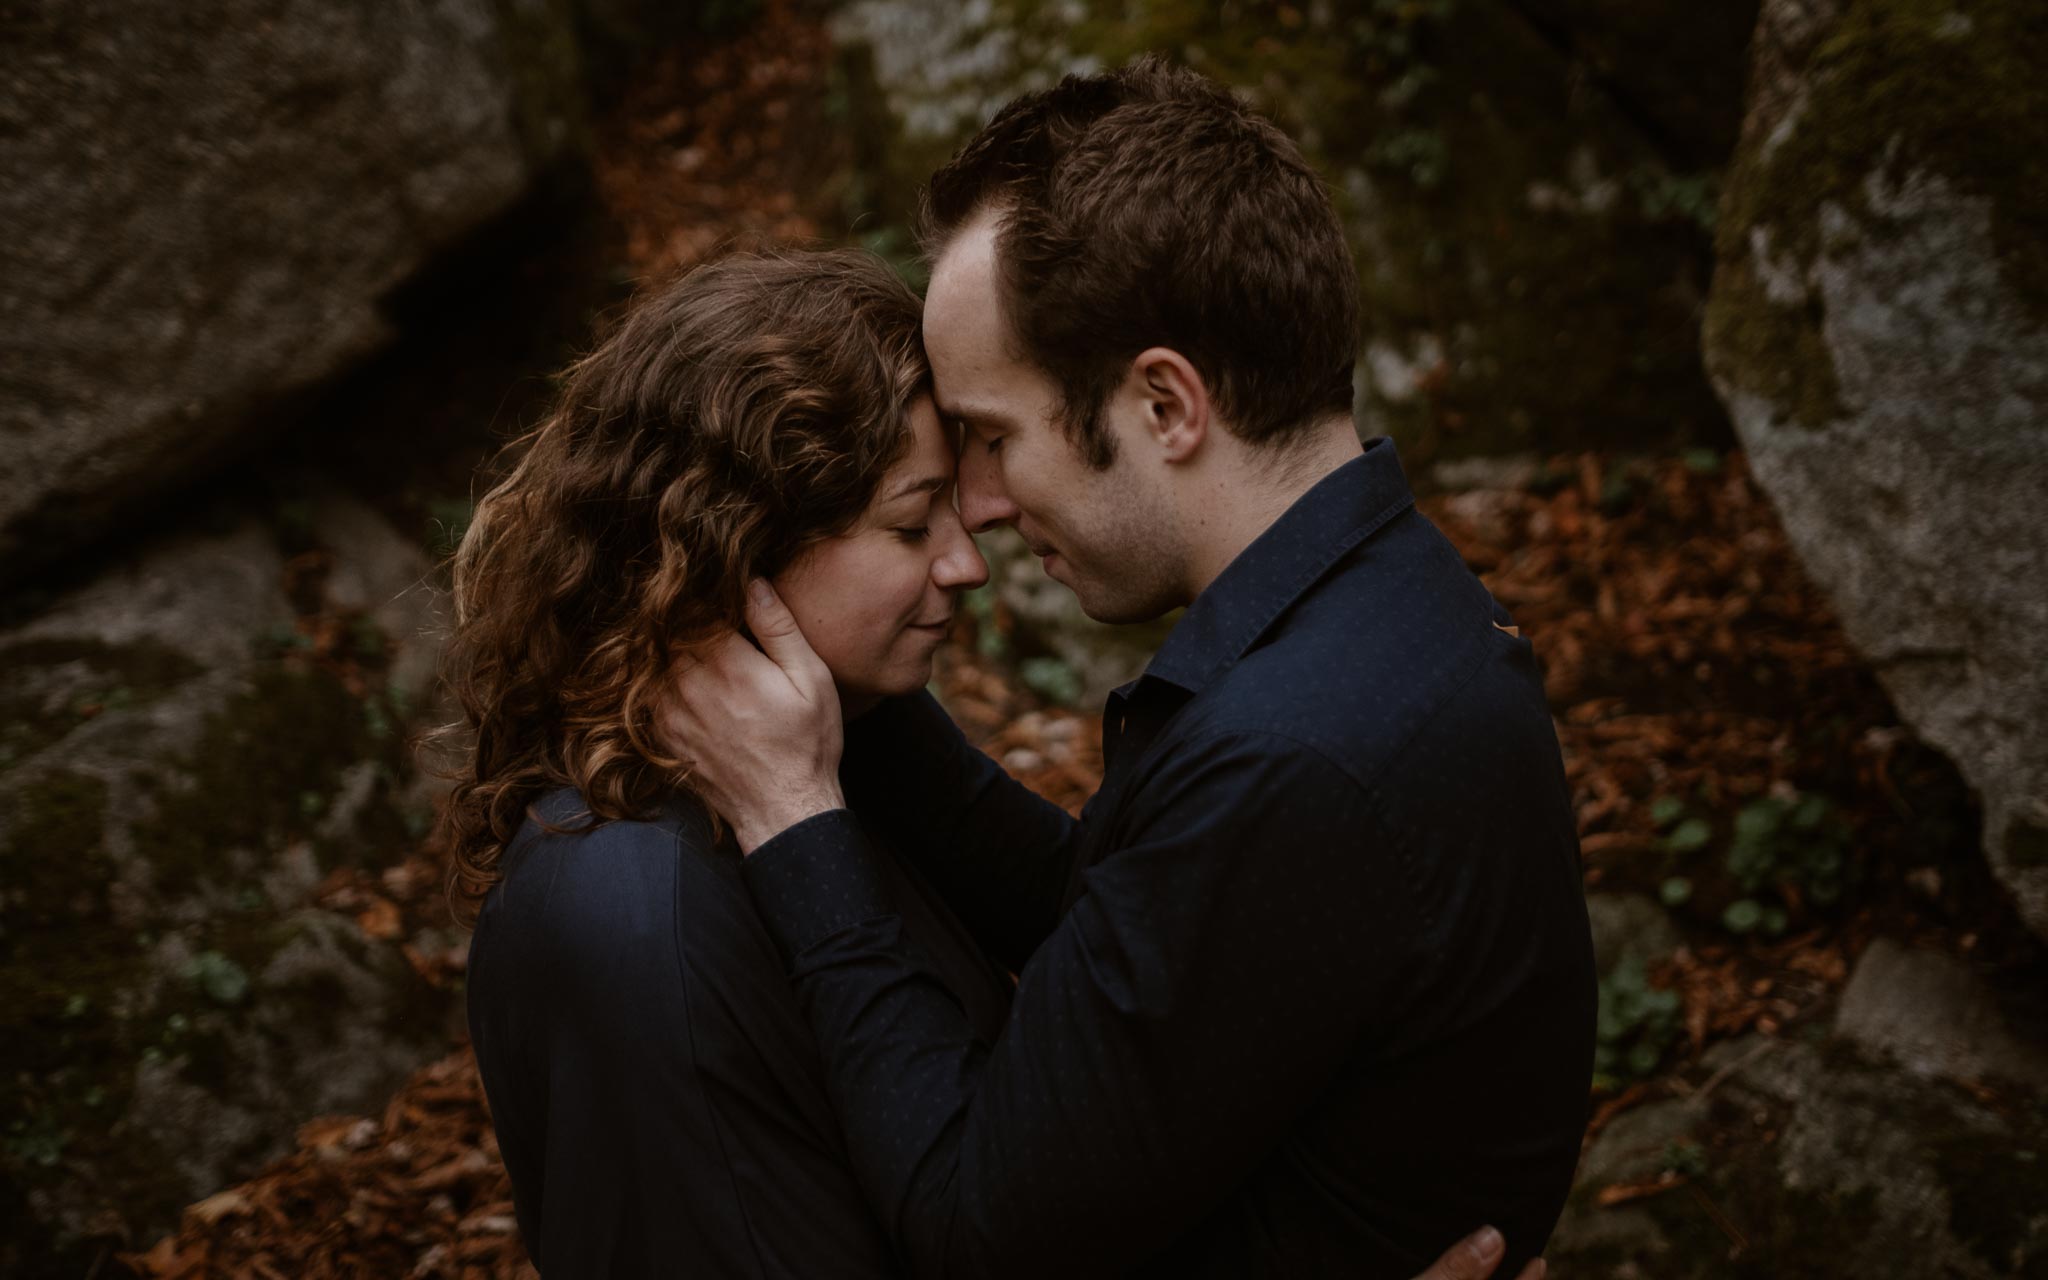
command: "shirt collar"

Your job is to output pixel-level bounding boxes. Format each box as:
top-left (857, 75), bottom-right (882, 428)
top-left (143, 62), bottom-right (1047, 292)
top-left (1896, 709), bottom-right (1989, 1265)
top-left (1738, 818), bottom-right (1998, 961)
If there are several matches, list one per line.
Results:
top-left (1137, 437), bottom-right (1415, 697)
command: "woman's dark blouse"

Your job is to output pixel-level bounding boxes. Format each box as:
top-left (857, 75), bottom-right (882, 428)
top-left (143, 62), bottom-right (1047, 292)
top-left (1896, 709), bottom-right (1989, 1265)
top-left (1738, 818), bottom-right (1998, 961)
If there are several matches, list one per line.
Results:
top-left (466, 787), bottom-right (1014, 1278)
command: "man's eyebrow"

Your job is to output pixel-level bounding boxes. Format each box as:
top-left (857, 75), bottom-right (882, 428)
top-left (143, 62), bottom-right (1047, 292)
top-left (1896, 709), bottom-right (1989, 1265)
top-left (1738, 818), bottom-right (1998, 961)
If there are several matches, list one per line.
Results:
top-left (881, 472), bottom-right (949, 504)
top-left (935, 400), bottom-right (1015, 431)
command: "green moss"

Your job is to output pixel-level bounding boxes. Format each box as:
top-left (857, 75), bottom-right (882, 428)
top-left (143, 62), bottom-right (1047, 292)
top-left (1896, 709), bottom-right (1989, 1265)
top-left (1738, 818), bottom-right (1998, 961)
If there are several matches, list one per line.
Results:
top-left (0, 771), bottom-right (127, 1034)
top-left (0, 636), bottom-right (203, 767)
top-left (1, 653), bottom-right (434, 1260)
top-left (0, 768), bottom-right (164, 1209)
top-left (132, 660), bottom-right (407, 897)
top-left (1708, 0), bottom-right (2048, 427)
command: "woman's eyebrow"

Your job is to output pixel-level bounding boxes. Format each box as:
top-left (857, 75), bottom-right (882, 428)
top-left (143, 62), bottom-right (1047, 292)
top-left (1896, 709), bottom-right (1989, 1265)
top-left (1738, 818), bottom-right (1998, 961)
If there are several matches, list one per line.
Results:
top-left (881, 473), bottom-right (949, 503)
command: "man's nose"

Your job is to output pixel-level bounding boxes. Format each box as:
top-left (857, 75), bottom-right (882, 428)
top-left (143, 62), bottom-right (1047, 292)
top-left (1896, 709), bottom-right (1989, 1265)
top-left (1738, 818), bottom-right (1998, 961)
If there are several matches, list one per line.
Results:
top-left (956, 444), bottom-right (1019, 535)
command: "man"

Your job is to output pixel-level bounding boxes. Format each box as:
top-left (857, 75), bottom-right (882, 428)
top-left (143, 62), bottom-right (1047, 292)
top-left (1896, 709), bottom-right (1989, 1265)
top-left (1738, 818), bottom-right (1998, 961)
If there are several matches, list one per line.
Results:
top-left (666, 58), bottom-right (1595, 1278)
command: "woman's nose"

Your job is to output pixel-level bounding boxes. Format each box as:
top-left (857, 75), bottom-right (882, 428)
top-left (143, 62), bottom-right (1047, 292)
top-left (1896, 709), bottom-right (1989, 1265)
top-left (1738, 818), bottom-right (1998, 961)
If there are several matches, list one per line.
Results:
top-left (932, 514), bottom-right (989, 591)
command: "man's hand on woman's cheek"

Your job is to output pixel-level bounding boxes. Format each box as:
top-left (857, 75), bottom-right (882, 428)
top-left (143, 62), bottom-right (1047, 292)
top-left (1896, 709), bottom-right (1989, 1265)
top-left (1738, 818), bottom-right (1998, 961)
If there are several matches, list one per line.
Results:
top-left (660, 579), bottom-right (847, 853)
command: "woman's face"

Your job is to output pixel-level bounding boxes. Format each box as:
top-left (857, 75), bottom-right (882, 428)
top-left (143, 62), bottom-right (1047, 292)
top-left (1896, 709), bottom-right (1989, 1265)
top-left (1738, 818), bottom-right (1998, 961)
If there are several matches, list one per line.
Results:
top-left (773, 395), bottom-right (987, 709)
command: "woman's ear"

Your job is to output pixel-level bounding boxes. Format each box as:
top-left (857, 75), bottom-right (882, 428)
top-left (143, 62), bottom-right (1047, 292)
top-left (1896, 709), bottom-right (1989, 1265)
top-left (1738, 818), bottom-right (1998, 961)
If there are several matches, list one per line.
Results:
top-left (1128, 347), bottom-right (1209, 463)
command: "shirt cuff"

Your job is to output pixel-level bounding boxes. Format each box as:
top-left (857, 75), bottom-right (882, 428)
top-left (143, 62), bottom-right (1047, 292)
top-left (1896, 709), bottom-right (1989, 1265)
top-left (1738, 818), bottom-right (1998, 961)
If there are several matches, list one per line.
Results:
top-left (742, 808), bottom-right (894, 962)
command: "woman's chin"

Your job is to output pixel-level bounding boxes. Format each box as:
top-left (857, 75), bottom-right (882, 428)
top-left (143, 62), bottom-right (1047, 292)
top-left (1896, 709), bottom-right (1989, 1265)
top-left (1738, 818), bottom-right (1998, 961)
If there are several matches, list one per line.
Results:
top-left (835, 664), bottom-right (934, 718)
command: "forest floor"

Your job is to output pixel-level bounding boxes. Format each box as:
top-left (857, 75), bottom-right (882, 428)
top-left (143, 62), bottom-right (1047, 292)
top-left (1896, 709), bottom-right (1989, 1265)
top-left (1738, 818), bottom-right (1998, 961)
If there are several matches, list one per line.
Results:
top-left (111, 4), bottom-right (2046, 1273)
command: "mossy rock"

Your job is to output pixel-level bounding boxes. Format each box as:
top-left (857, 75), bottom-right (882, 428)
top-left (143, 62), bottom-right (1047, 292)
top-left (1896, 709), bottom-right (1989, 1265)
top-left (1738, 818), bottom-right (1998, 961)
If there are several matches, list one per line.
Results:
top-left (1553, 1034), bottom-right (2048, 1276)
top-left (0, 520), bottom-right (452, 1271)
top-left (1702, 0), bottom-right (2048, 942)
top-left (828, 0), bottom-right (1751, 460)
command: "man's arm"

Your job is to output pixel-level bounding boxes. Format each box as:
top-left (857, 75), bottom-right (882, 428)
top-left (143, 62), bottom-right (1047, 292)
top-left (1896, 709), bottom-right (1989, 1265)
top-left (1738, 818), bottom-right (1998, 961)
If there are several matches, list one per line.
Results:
top-left (745, 729), bottom-right (1408, 1277)
top-left (841, 691), bottom-right (1083, 970)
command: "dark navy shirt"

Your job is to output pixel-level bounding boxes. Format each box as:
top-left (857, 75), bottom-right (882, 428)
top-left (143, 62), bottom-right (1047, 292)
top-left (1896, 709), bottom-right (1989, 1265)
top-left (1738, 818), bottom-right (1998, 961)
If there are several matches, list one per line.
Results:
top-left (466, 788), bottom-right (1013, 1278)
top-left (744, 439), bottom-right (1597, 1279)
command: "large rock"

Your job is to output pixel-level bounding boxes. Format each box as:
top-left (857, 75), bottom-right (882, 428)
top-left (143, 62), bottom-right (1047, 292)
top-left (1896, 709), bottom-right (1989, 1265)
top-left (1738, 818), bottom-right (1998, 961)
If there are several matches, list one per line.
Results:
top-left (0, 0), bottom-right (588, 584)
top-left (1702, 0), bottom-right (2048, 938)
top-left (831, 0), bottom-right (1752, 458)
top-left (1553, 996), bottom-right (2048, 1277)
top-left (0, 497), bottom-right (453, 1273)
top-left (1837, 939), bottom-right (2048, 1090)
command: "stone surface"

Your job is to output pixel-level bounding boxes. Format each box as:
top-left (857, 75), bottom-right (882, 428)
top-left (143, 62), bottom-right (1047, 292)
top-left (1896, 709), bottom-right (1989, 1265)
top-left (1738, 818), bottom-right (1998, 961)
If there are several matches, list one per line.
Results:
top-left (1835, 938), bottom-right (2048, 1090)
top-left (307, 490), bottom-right (448, 706)
top-left (1702, 0), bottom-right (2048, 939)
top-left (832, 0), bottom-right (1750, 458)
top-left (0, 499), bottom-right (452, 1269)
top-left (1552, 1030), bottom-right (2048, 1277)
top-left (1586, 892), bottom-right (1683, 977)
top-left (0, 0), bottom-right (586, 584)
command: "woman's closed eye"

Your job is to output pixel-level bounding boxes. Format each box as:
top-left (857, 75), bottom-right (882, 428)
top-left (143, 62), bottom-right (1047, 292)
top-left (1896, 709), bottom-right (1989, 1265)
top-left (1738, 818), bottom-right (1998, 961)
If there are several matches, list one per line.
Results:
top-left (893, 524), bottom-right (932, 542)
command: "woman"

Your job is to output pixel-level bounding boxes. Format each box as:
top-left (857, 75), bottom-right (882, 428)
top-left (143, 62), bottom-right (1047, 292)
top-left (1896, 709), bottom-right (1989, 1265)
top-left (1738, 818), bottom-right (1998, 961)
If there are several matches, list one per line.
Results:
top-left (446, 249), bottom-right (1005, 1277)
top-left (442, 248), bottom-right (1535, 1280)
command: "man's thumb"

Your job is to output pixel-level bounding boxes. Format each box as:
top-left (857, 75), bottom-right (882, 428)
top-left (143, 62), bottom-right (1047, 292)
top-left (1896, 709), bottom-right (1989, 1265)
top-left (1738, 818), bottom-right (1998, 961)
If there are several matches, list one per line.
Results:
top-left (745, 579), bottom-right (817, 674)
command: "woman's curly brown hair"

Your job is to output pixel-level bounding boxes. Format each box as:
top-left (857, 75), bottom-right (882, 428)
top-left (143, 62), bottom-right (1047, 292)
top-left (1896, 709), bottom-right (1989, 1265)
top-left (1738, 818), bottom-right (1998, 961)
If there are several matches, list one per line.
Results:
top-left (436, 249), bottom-right (928, 913)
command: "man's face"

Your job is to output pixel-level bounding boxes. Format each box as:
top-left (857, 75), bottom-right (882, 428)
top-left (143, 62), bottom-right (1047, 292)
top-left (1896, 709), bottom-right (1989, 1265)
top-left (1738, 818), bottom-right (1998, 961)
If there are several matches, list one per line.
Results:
top-left (923, 215), bottom-right (1181, 624)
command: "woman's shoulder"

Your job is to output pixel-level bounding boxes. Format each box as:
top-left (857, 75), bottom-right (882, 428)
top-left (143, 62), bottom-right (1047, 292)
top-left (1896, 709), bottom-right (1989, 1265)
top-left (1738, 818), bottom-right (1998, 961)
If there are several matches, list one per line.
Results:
top-left (469, 786), bottom-right (807, 1076)
top-left (479, 788), bottom-right (727, 973)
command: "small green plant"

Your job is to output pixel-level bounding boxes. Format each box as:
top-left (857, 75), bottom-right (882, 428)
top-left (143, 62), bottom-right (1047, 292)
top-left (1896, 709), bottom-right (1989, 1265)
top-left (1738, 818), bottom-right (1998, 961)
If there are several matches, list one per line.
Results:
top-left (1722, 792), bottom-right (1854, 934)
top-left (962, 585), bottom-right (1009, 661)
top-left (3, 1112), bottom-right (68, 1168)
top-left (1651, 795), bottom-right (1712, 856)
top-left (1594, 958), bottom-right (1682, 1091)
top-left (1661, 1139), bottom-right (1708, 1179)
top-left (1630, 167), bottom-right (1720, 233)
top-left (1367, 127), bottom-right (1450, 188)
top-left (1681, 448), bottom-right (1723, 476)
top-left (1651, 789), bottom-right (1855, 936)
top-left (1018, 656), bottom-right (1084, 708)
top-left (185, 950), bottom-right (251, 1006)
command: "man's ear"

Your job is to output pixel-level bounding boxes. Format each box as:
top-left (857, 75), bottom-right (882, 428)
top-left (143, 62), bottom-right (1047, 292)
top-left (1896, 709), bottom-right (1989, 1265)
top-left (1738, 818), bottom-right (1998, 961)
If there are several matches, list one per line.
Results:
top-left (1127, 347), bottom-right (1209, 463)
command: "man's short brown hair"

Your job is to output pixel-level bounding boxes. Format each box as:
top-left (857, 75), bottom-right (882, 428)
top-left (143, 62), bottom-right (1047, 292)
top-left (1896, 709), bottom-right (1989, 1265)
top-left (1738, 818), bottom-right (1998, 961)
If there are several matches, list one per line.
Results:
top-left (918, 55), bottom-right (1359, 468)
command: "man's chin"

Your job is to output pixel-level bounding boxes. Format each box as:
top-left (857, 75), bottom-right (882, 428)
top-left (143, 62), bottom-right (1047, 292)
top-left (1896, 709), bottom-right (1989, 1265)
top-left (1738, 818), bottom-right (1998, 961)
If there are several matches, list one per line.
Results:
top-left (1072, 579), bottom-right (1174, 627)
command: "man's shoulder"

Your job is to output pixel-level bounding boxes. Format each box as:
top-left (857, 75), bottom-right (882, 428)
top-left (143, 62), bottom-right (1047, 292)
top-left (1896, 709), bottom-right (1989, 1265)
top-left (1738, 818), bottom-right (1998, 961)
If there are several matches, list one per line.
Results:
top-left (1187, 554), bottom-right (1505, 772)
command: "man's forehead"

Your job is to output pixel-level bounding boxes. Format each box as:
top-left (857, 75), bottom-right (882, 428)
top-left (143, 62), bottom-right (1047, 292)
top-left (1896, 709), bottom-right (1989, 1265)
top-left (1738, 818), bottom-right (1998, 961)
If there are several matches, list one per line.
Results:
top-left (924, 215), bottom-right (1005, 332)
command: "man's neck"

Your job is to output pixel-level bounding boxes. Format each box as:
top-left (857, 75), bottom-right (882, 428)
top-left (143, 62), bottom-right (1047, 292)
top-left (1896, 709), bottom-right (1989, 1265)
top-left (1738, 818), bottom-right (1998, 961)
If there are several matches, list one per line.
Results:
top-left (1178, 417), bottom-right (1363, 601)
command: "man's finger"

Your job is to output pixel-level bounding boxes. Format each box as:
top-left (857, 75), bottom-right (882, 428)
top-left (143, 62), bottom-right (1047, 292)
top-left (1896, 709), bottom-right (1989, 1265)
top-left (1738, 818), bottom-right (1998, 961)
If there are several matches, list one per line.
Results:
top-left (1415, 1226), bottom-right (1504, 1280)
top-left (668, 629), bottom-right (763, 716)
top-left (744, 579), bottom-right (829, 686)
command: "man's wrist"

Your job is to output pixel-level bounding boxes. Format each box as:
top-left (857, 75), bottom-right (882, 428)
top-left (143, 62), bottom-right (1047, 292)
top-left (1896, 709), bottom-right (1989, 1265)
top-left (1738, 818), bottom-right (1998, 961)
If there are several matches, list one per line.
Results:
top-left (734, 784), bottom-right (847, 856)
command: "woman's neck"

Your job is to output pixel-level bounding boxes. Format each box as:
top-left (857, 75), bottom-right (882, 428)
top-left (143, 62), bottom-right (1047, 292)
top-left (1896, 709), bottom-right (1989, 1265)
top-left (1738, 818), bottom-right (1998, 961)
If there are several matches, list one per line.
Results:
top-left (839, 689), bottom-right (880, 721)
